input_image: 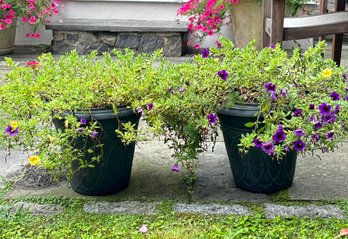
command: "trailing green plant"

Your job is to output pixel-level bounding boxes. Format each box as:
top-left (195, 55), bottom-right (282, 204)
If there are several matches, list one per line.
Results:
top-left (0, 49), bottom-right (162, 180)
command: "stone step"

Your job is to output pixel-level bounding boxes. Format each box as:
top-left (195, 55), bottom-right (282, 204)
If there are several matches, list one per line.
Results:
top-left (46, 19), bottom-right (189, 56)
top-left (46, 19), bottom-right (188, 33)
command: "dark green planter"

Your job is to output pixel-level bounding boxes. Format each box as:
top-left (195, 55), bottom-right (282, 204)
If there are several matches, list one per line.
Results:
top-left (218, 104), bottom-right (297, 194)
top-left (54, 107), bottom-right (140, 196)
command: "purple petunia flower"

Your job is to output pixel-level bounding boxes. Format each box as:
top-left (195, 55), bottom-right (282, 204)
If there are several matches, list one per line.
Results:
top-left (269, 43), bottom-right (276, 49)
top-left (270, 92), bottom-right (278, 100)
top-left (265, 82), bottom-right (276, 92)
top-left (5, 125), bottom-right (19, 137)
top-left (137, 108), bottom-right (144, 114)
top-left (168, 86), bottom-right (174, 94)
top-left (319, 103), bottom-right (332, 115)
top-left (80, 118), bottom-right (87, 126)
top-left (293, 139), bottom-right (306, 152)
top-left (253, 138), bottom-right (262, 148)
top-left (272, 125), bottom-right (286, 143)
top-left (322, 113), bottom-right (336, 124)
top-left (326, 131), bottom-right (334, 139)
top-left (207, 113), bottom-right (217, 124)
top-left (293, 109), bottom-right (303, 117)
top-left (280, 88), bottom-right (287, 97)
top-left (309, 104), bottom-right (315, 110)
top-left (147, 103), bottom-right (154, 111)
top-left (172, 163), bottom-right (179, 172)
top-left (313, 121), bottom-right (323, 129)
top-left (217, 70), bottom-right (228, 81)
top-left (309, 115), bottom-right (317, 122)
top-left (333, 105), bottom-right (340, 115)
top-left (77, 128), bottom-right (84, 133)
top-left (312, 134), bottom-right (320, 142)
top-left (330, 91), bottom-right (341, 101)
top-left (178, 87), bottom-right (186, 93)
top-left (201, 48), bottom-right (210, 58)
top-left (293, 128), bottom-right (305, 137)
top-left (185, 81), bottom-right (190, 86)
top-left (343, 73), bottom-right (348, 80)
top-left (285, 145), bottom-right (290, 152)
top-left (261, 141), bottom-right (275, 156)
top-left (90, 131), bottom-right (99, 139)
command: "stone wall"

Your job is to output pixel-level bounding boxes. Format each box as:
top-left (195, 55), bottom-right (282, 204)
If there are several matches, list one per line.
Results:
top-left (52, 31), bottom-right (185, 56)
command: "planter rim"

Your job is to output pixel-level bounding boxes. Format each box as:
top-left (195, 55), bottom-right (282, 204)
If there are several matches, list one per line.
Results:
top-left (58, 106), bottom-right (136, 120)
top-left (218, 103), bottom-right (260, 117)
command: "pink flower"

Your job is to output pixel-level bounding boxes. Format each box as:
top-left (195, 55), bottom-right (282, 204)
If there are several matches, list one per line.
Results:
top-left (22, 17), bottom-right (28, 23)
top-left (9, 10), bottom-right (15, 15)
top-left (35, 33), bottom-right (41, 38)
top-left (4, 19), bottom-right (12, 25)
top-left (139, 225), bottom-right (148, 233)
top-left (0, 23), bottom-right (6, 30)
top-left (29, 16), bottom-right (36, 24)
top-left (39, 11), bottom-right (44, 15)
top-left (26, 60), bottom-right (40, 68)
top-left (194, 43), bottom-right (200, 49)
top-left (233, 0), bottom-right (238, 4)
top-left (219, 4), bottom-right (225, 9)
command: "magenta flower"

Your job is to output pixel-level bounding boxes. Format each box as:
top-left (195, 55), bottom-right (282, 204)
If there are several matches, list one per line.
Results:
top-left (172, 163), bottom-right (180, 172)
top-left (265, 82), bottom-right (276, 92)
top-left (293, 139), bottom-right (306, 151)
top-left (293, 109), bottom-right (303, 117)
top-left (207, 113), bottom-right (217, 124)
top-left (272, 125), bottom-right (286, 143)
top-left (319, 103), bottom-right (331, 115)
top-left (5, 125), bottom-right (19, 137)
top-left (201, 48), bottom-right (210, 58)
top-left (253, 138), bottom-right (262, 148)
top-left (330, 91), bottom-right (340, 101)
top-left (90, 131), bottom-right (99, 139)
top-left (217, 70), bottom-right (228, 81)
top-left (293, 128), bottom-right (305, 137)
top-left (147, 103), bottom-right (154, 111)
top-left (326, 131), bottom-right (334, 139)
top-left (261, 142), bottom-right (275, 156)
top-left (80, 118), bottom-right (87, 126)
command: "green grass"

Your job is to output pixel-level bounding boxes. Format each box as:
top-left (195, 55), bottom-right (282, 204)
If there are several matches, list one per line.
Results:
top-left (0, 195), bottom-right (347, 239)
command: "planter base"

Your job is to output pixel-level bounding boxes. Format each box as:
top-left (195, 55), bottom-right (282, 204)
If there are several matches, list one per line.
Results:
top-left (0, 27), bottom-right (16, 55)
top-left (218, 106), bottom-right (297, 194)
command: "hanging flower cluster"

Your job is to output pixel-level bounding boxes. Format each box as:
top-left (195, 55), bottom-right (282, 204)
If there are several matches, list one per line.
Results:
top-left (0, 0), bottom-right (62, 38)
top-left (177, 0), bottom-right (237, 48)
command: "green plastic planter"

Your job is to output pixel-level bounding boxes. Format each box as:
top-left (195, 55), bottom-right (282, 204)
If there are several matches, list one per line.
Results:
top-left (218, 104), bottom-right (297, 194)
top-left (54, 107), bottom-right (140, 196)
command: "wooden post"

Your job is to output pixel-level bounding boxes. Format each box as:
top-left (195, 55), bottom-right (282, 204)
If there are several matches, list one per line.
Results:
top-left (332, 0), bottom-right (345, 66)
top-left (271, 0), bottom-right (285, 44)
top-left (263, 0), bottom-right (271, 47)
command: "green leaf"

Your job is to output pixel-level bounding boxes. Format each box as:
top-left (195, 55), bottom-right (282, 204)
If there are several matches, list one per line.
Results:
top-left (244, 122), bottom-right (255, 128)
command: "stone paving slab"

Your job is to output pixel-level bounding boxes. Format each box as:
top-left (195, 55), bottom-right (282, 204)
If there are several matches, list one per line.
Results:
top-left (265, 203), bottom-right (345, 219)
top-left (84, 201), bottom-right (157, 215)
top-left (0, 150), bottom-right (28, 189)
top-left (288, 142), bottom-right (348, 200)
top-left (3, 141), bottom-right (348, 201)
top-left (11, 202), bottom-right (63, 216)
top-left (173, 203), bottom-right (252, 216)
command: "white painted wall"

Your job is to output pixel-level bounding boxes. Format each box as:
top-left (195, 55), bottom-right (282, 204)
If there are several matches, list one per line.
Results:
top-left (15, 0), bottom-right (233, 47)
